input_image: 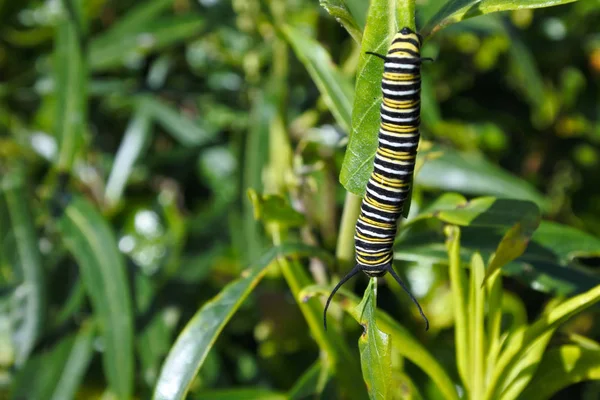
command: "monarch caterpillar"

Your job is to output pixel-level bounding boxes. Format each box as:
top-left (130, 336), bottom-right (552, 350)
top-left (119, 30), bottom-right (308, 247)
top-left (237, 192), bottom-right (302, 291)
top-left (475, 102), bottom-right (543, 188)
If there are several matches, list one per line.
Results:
top-left (324, 27), bottom-right (429, 331)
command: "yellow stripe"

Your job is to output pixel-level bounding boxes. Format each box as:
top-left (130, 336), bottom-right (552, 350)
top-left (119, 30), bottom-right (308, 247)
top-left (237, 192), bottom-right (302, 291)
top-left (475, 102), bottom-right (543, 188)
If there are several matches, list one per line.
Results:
top-left (356, 231), bottom-right (394, 243)
top-left (383, 72), bottom-right (419, 81)
top-left (383, 97), bottom-right (420, 107)
top-left (377, 147), bottom-right (416, 161)
top-left (365, 196), bottom-right (401, 212)
top-left (372, 173), bottom-right (408, 188)
top-left (359, 214), bottom-right (395, 229)
top-left (381, 122), bottom-right (418, 133)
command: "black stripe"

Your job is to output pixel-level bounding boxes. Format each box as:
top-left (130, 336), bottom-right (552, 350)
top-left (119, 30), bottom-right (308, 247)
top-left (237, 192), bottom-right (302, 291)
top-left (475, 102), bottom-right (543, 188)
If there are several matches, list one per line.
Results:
top-left (355, 237), bottom-right (394, 252)
top-left (367, 180), bottom-right (410, 201)
top-left (380, 107), bottom-right (421, 120)
top-left (356, 219), bottom-right (396, 237)
top-left (392, 37), bottom-right (420, 49)
top-left (385, 56), bottom-right (421, 65)
top-left (373, 161), bottom-right (414, 177)
top-left (361, 203), bottom-right (402, 221)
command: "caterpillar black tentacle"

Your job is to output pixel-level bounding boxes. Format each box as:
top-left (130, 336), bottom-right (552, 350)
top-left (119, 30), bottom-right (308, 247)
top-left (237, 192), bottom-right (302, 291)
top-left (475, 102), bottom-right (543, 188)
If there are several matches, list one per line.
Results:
top-left (324, 27), bottom-right (429, 331)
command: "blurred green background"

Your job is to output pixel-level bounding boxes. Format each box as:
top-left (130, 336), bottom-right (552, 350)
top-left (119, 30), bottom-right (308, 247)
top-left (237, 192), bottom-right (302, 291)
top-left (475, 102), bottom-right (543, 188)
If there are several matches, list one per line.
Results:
top-left (1, 0), bottom-right (600, 399)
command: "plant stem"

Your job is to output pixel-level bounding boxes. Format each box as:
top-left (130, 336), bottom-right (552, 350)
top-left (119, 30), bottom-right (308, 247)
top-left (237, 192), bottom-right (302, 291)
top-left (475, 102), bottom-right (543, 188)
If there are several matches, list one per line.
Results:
top-left (335, 192), bottom-right (362, 273)
top-left (397, 0), bottom-right (416, 31)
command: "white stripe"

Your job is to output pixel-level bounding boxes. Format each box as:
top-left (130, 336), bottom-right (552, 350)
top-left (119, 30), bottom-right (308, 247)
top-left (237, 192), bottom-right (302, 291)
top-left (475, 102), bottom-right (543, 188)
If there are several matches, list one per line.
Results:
top-left (356, 225), bottom-right (391, 239)
top-left (378, 136), bottom-right (418, 148)
top-left (361, 208), bottom-right (396, 222)
top-left (381, 113), bottom-right (418, 123)
top-left (355, 245), bottom-right (389, 254)
top-left (366, 186), bottom-right (403, 202)
top-left (382, 88), bottom-right (417, 96)
top-left (384, 62), bottom-right (418, 69)
top-left (374, 163), bottom-right (412, 175)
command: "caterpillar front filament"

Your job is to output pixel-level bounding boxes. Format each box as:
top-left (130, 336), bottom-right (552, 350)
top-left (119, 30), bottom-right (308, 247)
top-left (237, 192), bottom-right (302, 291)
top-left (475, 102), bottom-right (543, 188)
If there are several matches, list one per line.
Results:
top-left (324, 27), bottom-right (429, 331)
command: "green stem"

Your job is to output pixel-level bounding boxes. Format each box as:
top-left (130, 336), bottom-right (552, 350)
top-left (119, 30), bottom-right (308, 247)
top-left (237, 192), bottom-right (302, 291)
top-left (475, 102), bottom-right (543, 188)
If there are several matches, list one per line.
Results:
top-left (397, 0), bottom-right (416, 31)
top-left (335, 192), bottom-right (362, 272)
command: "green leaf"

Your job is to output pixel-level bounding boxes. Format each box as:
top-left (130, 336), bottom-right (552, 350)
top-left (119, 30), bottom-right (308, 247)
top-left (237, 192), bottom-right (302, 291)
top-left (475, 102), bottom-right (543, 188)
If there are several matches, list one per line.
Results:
top-left (193, 389), bottom-right (287, 400)
top-left (54, 5), bottom-right (87, 172)
top-left (421, 0), bottom-right (578, 38)
top-left (469, 253), bottom-right (486, 399)
top-left (153, 244), bottom-right (326, 400)
top-left (532, 221), bottom-right (600, 263)
top-left (339, 0), bottom-right (401, 195)
top-left (517, 345), bottom-right (600, 400)
top-left (89, 16), bottom-right (204, 71)
top-left (282, 25), bottom-right (354, 133)
top-left (485, 283), bottom-right (600, 400)
top-left (319, 0), bottom-right (363, 43)
top-left (300, 285), bottom-right (460, 400)
top-left (356, 279), bottom-right (392, 400)
top-left (289, 361), bottom-right (326, 400)
top-left (56, 197), bottom-right (134, 400)
top-left (483, 213), bottom-right (541, 286)
top-left (94, 0), bottom-right (174, 40)
top-left (445, 226), bottom-right (470, 389)
top-left (0, 167), bottom-right (45, 366)
top-left (417, 148), bottom-right (548, 209)
top-left (247, 189), bottom-right (306, 228)
top-left (104, 105), bottom-right (153, 207)
top-left (11, 322), bottom-right (95, 400)
top-left (412, 195), bottom-right (541, 230)
top-left (139, 96), bottom-right (216, 147)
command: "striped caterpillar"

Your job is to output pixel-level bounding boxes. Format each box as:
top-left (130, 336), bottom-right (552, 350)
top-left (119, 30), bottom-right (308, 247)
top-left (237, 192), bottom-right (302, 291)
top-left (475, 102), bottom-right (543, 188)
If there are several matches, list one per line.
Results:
top-left (324, 27), bottom-right (429, 331)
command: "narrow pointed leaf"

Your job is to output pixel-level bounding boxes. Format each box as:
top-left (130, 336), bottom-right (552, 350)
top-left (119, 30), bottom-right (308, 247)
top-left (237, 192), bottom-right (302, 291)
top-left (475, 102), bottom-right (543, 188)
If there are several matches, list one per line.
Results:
top-left (1, 167), bottom-right (45, 366)
top-left (54, 5), bottom-right (87, 172)
top-left (417, 149), bottom-right (548, 209)
top-left (11, 322), bottom-right (95, 400)
top-left (517, 345), bottom-right (600, 400)
top-left (357, 279), bottom-right (392, 400)
top-left (300, 286), bottom-right (459, 400)
top-left (282, 25), bottom-right (354, 133)
top-left (340, 0), bottom-right (401, 195)
top-left (139, 96), bottom-right (216, 147)
top-left (56, 197), bottom-right (134, 400)
top-left (319, 0), bottom-right (363, 43)
top-left (105, 105), bottom-right (152, 207)
top-left (153, 244), bottom-right (327, 400)
top-left (421, 0), bottom-right (579, 38)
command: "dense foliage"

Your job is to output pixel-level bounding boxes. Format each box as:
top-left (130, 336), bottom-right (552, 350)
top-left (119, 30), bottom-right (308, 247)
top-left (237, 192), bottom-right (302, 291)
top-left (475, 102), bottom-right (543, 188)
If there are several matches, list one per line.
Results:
top-left (1, 0), bottom-right (600, 399)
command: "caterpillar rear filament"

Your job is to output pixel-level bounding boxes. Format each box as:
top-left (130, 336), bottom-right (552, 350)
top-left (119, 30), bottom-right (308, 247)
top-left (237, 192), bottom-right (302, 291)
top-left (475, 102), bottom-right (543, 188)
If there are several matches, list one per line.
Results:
top-left (324, 27), bottom-right (429, 331)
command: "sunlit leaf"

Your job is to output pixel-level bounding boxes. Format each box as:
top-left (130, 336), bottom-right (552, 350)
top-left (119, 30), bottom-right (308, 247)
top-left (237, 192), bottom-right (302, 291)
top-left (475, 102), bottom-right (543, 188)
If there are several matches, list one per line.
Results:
top-left (486, 283), bottom-right (600, 400)
top-left (319, 0), bottom-right (363, 43)
top-left (57, 197), bottom-right (134, 400)
top-left (153, 244), bottom-right (329, 400)
top-left (356, 279), bottom-right (392, 400)
top-left (194, 389), bottom-right (287, 400)
top-left (282, 25), bottom-right (354, 133)
top-left (104, 105), bottom-right (152, 207)
top-left (339, 0), bottom-right (402, 195)
top-left (518, 345), bottom-right (600, 400)
top-left (417, 149), bottom-right (548, 209)
top-left (421, 0), bottom-right (579, 38)
top-left (300, 285), bottom-right (460, 400)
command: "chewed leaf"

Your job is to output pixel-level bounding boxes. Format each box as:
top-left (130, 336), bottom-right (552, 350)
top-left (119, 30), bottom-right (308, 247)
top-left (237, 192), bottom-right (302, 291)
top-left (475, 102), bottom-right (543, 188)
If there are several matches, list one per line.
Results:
top-left (356, 279), bottom-right (392, 400)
